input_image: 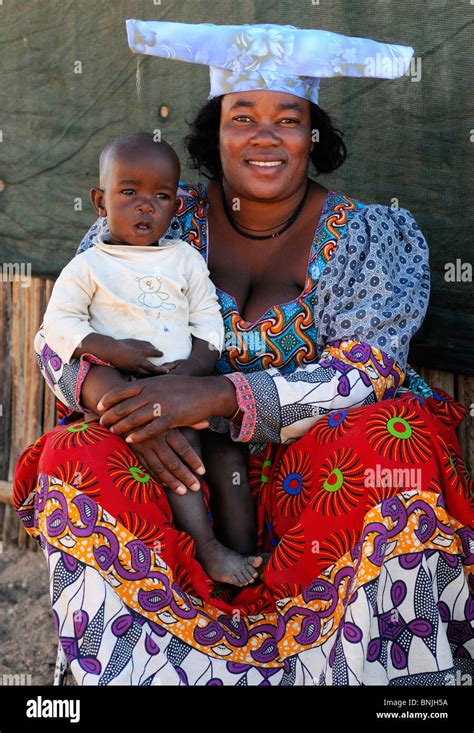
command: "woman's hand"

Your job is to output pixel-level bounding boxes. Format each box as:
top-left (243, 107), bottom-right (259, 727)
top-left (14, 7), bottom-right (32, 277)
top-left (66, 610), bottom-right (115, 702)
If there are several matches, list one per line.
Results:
top-left (97, 374), bottom-right (238, 444)
top-left (127, 428), bottom-right (204, 495)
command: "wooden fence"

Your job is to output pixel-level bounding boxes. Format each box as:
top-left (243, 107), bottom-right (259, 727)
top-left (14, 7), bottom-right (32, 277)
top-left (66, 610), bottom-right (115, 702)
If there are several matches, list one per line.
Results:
top-left (1, 279), bottom-right (57, 551)
top-left (1, 277), bottom-right (473, 551)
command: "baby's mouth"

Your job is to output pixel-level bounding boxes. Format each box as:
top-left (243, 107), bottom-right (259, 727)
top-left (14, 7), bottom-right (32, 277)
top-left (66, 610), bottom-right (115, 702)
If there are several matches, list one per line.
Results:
top-left (134, 219), bottom-right (154, 233)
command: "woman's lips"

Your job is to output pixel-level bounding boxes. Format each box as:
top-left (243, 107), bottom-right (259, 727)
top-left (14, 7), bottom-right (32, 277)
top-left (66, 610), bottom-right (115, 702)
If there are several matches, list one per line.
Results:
top-left (245, 159), bottom-right (285, 173)
top-left (246, 159), bottom-right (284, 167)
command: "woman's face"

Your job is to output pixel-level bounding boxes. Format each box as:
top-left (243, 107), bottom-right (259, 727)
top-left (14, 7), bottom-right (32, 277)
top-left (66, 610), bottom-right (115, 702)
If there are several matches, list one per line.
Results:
top-left (219, 90), bottom-right (313, 201)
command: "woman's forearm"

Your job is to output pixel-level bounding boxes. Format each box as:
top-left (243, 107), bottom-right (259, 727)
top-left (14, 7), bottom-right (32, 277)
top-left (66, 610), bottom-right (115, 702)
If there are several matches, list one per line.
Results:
top-left (210, 375), bottom-right (239, 420)
top-left (81, 364), bottom-right (125, 414)
top-left (223, 339), bottom-right (404, 445)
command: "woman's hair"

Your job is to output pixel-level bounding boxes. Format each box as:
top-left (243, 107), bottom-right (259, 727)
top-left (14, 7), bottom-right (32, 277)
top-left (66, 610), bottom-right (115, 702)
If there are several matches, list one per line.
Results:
top-left (184, 95), bottom-right (347, 180)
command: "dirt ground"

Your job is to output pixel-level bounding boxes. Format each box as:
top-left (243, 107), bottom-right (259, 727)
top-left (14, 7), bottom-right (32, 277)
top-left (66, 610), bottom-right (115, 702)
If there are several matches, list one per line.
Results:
top-left (0, 546), bottom-right (57, 686)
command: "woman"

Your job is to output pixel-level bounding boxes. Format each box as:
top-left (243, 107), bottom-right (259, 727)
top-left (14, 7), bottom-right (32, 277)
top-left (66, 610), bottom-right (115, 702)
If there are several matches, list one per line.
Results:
top-left (14, 21), bottom-right (473, 685)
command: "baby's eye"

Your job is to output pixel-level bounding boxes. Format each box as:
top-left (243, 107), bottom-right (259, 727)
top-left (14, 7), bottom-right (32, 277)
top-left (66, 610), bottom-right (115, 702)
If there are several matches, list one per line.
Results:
top-left (155, 193), bottom-right (170, 199)
top-left (121, 189), bottom-right (136, 195)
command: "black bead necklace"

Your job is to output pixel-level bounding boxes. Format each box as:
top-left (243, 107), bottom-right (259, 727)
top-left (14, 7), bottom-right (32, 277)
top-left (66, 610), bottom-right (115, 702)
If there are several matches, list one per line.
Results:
top-left (221, 180), bottom-right (310, 240)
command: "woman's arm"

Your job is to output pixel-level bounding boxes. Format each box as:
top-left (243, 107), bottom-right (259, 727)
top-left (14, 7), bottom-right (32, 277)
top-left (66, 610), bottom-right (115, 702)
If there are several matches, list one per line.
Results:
top-left (35, 329), bottom-right (209, 488)
top-left (223, 338), bottom-right (402, 444)
top-left (96, 373), bottom-right (238, 442)
top-left (91, 338), bottom-right (386, 445)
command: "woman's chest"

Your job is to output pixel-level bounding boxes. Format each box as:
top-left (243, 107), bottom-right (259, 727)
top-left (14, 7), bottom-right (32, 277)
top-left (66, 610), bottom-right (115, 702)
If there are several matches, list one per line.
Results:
top-left (203, 181), bottom-right (331, 325)
top-left (207, 229), bottom-right (315, 325)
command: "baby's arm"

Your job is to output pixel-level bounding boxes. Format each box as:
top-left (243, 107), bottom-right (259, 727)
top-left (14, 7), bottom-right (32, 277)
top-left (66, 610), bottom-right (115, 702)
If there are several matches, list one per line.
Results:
top-left (72, 333), bottom-right (167, 377)
top-left (44, 255), bottom-right (166, 376)
top-left (43, 255), bottom-right (97, 365)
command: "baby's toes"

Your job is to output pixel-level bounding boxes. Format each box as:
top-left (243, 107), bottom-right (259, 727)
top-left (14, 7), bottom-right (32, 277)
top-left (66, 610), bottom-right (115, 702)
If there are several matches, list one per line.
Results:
top-left (234, 567), bottom-right (251, 586)
top-left (234, 572), bottom-right (250, 587)
top-left (231, 574), bottom-right (245, 587)
top-left (235, 558), bottom-right (253, 585)
top-left (242, 565), bottom-right (258, 584)
top-left (245, 560), bottom-right (260, 580)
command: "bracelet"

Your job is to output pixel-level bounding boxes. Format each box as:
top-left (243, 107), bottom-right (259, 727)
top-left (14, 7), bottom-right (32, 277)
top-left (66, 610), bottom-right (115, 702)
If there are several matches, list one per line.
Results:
top-left (228, 404), bottom-right (242, 422)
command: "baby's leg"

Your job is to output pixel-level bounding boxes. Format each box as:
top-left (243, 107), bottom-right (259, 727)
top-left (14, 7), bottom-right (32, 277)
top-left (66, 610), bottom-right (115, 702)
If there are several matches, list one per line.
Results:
top-left (163, 427), bottom-right (262, 586)
top-left (200, 429), bottom-right (257, 556)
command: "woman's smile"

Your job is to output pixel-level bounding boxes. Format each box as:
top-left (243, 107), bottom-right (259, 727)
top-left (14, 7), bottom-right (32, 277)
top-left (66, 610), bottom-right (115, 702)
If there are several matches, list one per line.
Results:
top-left (245, 158), bottom-right (285, 171)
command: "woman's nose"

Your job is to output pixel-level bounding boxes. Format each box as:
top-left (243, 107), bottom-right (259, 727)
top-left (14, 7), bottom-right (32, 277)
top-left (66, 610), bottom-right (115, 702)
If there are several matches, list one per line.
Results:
top-left (249, 125), bottom-right (281, 144)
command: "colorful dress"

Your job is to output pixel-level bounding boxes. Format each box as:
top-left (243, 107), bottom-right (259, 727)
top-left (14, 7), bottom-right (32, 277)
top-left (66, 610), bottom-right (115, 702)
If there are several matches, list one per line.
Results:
top-left (14, 182), bottom-right (474, 685)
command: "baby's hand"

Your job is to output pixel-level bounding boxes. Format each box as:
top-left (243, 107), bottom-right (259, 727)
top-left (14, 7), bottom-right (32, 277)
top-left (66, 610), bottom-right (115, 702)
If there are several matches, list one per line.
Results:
top-left (109, 338), bottom-right (169, 376)
top-left (159, 357), bottom-right (208, 377)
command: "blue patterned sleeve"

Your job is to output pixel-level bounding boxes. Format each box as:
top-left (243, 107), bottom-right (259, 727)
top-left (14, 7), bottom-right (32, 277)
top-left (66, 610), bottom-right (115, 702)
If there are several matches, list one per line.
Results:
top-left (316, 205), bottom-right (430, 372)
top-left (77, 216), bottom-right (108, 254)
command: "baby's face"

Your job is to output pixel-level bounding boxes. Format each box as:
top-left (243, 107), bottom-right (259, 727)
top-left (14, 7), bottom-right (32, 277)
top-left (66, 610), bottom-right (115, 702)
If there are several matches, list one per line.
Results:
top-left (100, 149), bottom-right (179, 246)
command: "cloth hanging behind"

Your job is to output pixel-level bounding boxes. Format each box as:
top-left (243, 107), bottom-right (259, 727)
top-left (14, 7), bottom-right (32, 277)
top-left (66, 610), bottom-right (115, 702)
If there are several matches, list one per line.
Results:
top-left (0, 0), bottom-right (472, 373)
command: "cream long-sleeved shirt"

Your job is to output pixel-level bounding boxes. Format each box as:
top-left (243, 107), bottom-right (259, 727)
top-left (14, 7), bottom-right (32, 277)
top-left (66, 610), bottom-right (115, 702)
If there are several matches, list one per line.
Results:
top-left (43, 235), bottom-right (225, 365)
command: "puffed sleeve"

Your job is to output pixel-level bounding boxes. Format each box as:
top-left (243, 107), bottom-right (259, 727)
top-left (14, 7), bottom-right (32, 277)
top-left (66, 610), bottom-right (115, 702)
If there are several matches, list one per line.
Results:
top-left (316, 205), bottom-right (430, 372)
top-left (219, 205), bottom-right (430, 445)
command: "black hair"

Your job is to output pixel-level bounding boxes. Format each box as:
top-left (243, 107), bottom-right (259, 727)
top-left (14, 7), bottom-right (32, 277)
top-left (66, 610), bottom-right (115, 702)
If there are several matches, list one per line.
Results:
top-left (184, 96), bottom-right (347, 180)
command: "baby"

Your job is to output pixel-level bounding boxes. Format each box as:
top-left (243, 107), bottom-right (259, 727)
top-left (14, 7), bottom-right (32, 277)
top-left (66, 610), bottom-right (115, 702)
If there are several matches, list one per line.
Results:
top-left (43, 131), bottom-right (263, 586)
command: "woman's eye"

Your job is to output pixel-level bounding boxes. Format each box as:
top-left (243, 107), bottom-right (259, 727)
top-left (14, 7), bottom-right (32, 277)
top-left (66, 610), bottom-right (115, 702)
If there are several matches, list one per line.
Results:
top-left (233, 116), bottom-right (299, 125)
top-left (121, 189), bottom-right (136, 195)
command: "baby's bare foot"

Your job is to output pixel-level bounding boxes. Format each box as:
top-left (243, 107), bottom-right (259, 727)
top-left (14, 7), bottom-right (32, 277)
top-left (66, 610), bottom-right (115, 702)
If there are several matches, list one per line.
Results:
top-left (197, 538), bottom-right (263, 586)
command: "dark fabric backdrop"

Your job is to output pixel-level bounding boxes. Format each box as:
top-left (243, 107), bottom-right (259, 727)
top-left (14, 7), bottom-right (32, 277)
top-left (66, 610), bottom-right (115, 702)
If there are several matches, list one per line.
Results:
top-left (0, 0), bottom-right (472, 372)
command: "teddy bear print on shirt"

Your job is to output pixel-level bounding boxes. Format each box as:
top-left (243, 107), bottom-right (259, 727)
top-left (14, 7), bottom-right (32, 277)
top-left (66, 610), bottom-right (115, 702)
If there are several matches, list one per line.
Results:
top-left (135, 274), bottom-right (176, 311)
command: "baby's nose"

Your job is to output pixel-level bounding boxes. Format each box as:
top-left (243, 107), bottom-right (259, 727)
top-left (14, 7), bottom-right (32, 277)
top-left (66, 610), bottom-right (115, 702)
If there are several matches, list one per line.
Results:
top-left (136, 198), bottom-right (155, 212)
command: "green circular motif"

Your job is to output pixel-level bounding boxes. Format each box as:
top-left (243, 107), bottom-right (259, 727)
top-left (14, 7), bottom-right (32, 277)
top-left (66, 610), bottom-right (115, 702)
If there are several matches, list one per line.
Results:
top-left (323, 467), bottom-right (343, 492)
top-left (67, 422), bottom-right (88, 433)
top-left (387, 416), bottom-right (412, 440)
top-left (260, 459), bottom-right (272, 484)
top-left (129, 466), bottom-right (151, 483)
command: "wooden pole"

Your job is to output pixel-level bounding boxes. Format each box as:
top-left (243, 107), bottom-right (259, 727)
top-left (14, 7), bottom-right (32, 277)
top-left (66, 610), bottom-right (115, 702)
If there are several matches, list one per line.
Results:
top-left (0, 480), bottom-right (12, 505)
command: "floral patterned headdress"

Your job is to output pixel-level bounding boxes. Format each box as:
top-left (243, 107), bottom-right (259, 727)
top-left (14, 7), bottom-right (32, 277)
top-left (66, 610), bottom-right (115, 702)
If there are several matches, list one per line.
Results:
top-left (126, 20), bottom-right (414, 104)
